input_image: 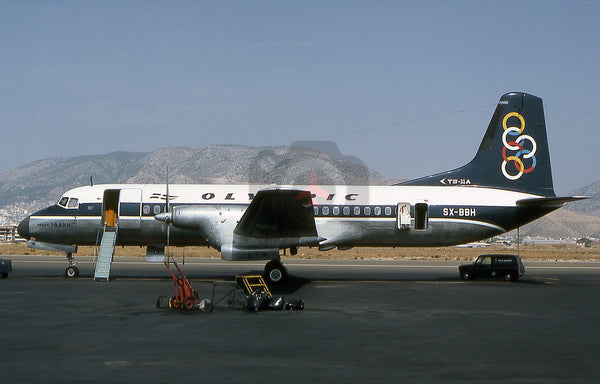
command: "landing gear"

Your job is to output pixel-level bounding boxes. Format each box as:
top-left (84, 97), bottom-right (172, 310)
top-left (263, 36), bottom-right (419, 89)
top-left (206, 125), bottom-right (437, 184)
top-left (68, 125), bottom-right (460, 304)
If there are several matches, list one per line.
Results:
top-left (64, 253), bottom-right (79, 279)
top-left (264, 260), bottom-right (288, 285)
top-left (65, 265), bottom-right (79, 278)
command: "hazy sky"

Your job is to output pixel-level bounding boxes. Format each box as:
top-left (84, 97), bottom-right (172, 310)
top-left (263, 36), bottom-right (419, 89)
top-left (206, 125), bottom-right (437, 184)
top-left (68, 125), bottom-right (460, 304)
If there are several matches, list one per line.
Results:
top-left (2, 1), bottom-right (598, 194)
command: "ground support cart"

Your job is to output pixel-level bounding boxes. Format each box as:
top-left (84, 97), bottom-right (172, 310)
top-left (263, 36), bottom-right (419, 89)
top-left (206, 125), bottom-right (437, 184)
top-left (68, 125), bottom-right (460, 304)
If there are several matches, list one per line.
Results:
top-left (163, 261), bottom-right (200, 310)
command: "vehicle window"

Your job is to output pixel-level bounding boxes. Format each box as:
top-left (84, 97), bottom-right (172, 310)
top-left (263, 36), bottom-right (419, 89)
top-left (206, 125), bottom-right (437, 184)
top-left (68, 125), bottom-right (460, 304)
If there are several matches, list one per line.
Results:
top-left (313, 206), bottom-right (319, 216)
top-left (153, 205), bottom-right (161, 215)
top-left (322, 206), bottom-right (329, 215)
top-left (343, 206), bottom-right (350, 215)
top-left (332, 206), bottom-right (340, 215)
top-left (57, 197), bottom-right (69, 207)
top-left (67, 198), bottom-right (79, 208)
top-left (374, 207), bottom-right (381, 216)
top-left (354, 206), bottom-right (361, 216)
top-left (385, 206), bottom-right (392, 216)
top-left (364, 206), bottom-right (371, 216)
top-left (480, 256), bottom-right (491, 265)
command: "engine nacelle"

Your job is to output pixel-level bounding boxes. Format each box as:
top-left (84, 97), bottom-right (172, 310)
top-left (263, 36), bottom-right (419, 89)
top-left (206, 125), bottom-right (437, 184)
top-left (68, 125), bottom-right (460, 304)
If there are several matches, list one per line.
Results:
top-left (221, 244), bottom-right (279, 261)
top-left (157, 205), bottom-right (244, 249)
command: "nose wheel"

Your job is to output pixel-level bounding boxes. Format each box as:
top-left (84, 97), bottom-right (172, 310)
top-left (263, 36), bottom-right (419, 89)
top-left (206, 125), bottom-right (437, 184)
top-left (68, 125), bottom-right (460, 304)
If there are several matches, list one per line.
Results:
top-left (264, 260), bottom-right (288, 285)
top-left (64, 253), bottom-right (79, 278)
top-left (65, 265), bottom-right (80, 278)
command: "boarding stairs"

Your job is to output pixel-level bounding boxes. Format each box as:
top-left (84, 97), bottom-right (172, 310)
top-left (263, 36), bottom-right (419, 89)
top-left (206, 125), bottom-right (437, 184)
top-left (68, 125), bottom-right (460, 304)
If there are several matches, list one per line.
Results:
top-left (94, 227), bottom-right (117, 281)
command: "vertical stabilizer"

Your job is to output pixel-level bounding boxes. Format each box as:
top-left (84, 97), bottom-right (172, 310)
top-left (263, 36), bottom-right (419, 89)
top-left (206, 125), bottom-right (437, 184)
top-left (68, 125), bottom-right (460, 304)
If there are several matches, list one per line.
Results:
top-left (400, 92), bottom-right (555, 197)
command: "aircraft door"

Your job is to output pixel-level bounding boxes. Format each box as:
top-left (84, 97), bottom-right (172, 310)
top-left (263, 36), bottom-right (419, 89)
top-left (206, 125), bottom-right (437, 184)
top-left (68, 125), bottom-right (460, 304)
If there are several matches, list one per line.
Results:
top-left (397, 203), bottom-right (411, 230)
top-left (102, 190), bottom-right (120, 228)
top-left (414, 203), bottom-right (429, 230)
top-left (119, 188), bottom-right (142, 231)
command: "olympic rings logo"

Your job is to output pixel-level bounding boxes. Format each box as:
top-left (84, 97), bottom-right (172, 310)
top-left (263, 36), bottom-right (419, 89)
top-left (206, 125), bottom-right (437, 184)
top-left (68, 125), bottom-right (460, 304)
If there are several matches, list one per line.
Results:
top-left (501, 112), bottom-right (537, 180)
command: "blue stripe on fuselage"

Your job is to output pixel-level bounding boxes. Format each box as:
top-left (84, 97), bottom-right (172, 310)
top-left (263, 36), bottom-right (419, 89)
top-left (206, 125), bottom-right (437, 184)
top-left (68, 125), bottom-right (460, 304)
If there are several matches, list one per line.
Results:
top-left (30, 202), bottom-right (552, 234)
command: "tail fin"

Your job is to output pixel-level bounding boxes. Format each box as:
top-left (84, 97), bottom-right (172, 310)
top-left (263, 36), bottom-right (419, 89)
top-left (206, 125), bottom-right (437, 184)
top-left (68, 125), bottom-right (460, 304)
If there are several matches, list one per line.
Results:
top-left (400, 92), bottom-right (556, 197)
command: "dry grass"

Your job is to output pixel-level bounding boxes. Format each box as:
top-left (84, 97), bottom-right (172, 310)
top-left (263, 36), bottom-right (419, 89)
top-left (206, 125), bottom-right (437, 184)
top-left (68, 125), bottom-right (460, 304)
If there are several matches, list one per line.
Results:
top-left (1, 242), bottom-right (598, 262)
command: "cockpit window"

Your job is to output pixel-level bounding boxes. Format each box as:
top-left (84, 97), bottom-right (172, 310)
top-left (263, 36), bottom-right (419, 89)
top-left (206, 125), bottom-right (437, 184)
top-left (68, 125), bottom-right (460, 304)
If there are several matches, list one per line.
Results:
top-left (57, 197), bottom-right (79, 209)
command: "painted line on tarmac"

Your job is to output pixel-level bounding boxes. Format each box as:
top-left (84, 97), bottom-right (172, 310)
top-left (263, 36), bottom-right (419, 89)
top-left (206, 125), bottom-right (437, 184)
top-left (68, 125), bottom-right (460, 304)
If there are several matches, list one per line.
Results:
top-left (526, 266), bottom-right (600, 270)
top-left (12, 260), bottom-right (600, 270)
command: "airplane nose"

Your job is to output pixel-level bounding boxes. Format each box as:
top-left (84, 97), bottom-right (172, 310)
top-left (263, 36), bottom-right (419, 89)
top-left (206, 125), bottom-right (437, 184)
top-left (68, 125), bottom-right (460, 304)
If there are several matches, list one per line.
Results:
top-left (17, 216), bottom-right (30, 239)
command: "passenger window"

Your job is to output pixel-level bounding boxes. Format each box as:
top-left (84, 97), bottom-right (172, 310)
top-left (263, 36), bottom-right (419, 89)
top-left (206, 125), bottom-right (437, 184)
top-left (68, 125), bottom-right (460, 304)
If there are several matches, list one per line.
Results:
top-left (67, 198), bottom-right (79, 208)
top-left (364, 206), bottom-right (371, 216)
top-left (374, 207), bottom-right (381, 216)
top-left (322, 206), bottom-right (330, 215)
top-left (332, 206), bottom-right (340, 215)
top-left (313, 206), bottom-right (319, 216)
top-left (153, 205), bottom-right (161, 215)
top-left (385, 206), bottom-right (392, 216)
top-left (343, 206), bottom-right (350, 215)
top-left (354, 206), bottom-right (361, 216)
top-left (143, 205), bottom-right (151, 215)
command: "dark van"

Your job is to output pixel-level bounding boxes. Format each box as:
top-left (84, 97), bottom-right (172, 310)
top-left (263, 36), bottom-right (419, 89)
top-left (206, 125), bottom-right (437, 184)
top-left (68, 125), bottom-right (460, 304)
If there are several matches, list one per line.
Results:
top-left (459, 254), bottom-right (525, 282)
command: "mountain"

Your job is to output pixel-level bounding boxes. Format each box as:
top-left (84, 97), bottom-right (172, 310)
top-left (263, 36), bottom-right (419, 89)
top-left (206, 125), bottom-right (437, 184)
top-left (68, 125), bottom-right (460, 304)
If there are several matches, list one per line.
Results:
top-left (565, 180), bottom-right (600, 217)
top-left (509, 209), bottom-right (600, 239)
top-left (0, 145), bottom-right (391, 225)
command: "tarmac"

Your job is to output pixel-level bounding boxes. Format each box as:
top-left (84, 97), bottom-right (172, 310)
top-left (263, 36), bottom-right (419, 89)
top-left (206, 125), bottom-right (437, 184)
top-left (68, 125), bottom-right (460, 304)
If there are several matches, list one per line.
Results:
top-left (1, 255), bottom-right (600, 383)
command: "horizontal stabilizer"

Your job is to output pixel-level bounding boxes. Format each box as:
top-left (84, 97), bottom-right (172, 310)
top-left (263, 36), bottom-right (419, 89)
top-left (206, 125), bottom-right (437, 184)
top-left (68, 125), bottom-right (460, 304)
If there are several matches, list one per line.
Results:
top-left (517, 196), bottom-right (589, 208)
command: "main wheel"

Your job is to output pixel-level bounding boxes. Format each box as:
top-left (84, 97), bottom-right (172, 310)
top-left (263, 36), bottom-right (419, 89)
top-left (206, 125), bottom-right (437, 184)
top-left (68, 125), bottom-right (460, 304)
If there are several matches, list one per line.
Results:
top-left (65, 266), bottom-right (79, 278)
top-left (264, 260), bottom-right (288, 285)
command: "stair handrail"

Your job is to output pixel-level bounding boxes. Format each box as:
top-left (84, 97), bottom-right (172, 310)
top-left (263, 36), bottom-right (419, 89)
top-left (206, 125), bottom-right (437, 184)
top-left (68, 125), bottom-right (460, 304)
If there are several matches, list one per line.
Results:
top-left (93, 223), bottom-right (106, 267)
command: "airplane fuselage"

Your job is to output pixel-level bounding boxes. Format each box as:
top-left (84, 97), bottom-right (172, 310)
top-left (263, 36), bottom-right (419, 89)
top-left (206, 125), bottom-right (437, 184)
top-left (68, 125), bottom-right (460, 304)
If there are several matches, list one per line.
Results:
top-left (24, 183), bottom-right (554, 251)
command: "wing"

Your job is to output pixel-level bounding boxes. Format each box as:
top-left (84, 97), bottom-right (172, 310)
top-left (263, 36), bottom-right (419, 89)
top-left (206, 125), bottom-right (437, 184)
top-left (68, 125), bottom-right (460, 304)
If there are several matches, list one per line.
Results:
top-left (234, 188), bottom-right (318, 239)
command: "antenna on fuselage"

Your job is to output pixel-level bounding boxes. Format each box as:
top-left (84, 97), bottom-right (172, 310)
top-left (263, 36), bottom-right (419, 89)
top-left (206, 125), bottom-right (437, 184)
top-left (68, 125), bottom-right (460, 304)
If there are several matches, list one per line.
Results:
top-left (165, 166), bottom-right (171, 262)
top-left (90, 176), bottom-right (93, 186)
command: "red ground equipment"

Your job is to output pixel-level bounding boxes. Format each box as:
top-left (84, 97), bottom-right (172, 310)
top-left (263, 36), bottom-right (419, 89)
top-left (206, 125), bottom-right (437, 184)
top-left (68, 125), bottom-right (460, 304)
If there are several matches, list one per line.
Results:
top-left (164, 261), bottom-right (200, 310)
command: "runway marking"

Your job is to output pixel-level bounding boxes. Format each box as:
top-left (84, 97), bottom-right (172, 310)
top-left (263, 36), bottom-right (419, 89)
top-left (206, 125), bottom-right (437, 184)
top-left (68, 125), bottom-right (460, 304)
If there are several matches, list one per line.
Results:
top-left (12, 260), bottom-right (600, 270)
top-left (526, 266), bottom-right (600, 270)
top-left (104, 361), bottom-right (132, 367)
top-left (11, 260), bottom-right (458, 268)
top-left (285, 264), bottom-right (459, 269)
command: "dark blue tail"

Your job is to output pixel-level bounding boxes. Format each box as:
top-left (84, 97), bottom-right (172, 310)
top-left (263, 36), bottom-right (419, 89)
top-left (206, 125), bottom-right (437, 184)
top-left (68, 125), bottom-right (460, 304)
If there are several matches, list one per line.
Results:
top-left (400, 92), bottom-right (556, 197)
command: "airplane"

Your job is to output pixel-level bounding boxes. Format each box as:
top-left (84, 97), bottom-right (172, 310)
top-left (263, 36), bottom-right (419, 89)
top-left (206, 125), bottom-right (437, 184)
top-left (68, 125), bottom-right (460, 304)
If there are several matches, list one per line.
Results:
top-left (17, 92), bottom-right (585, 283)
